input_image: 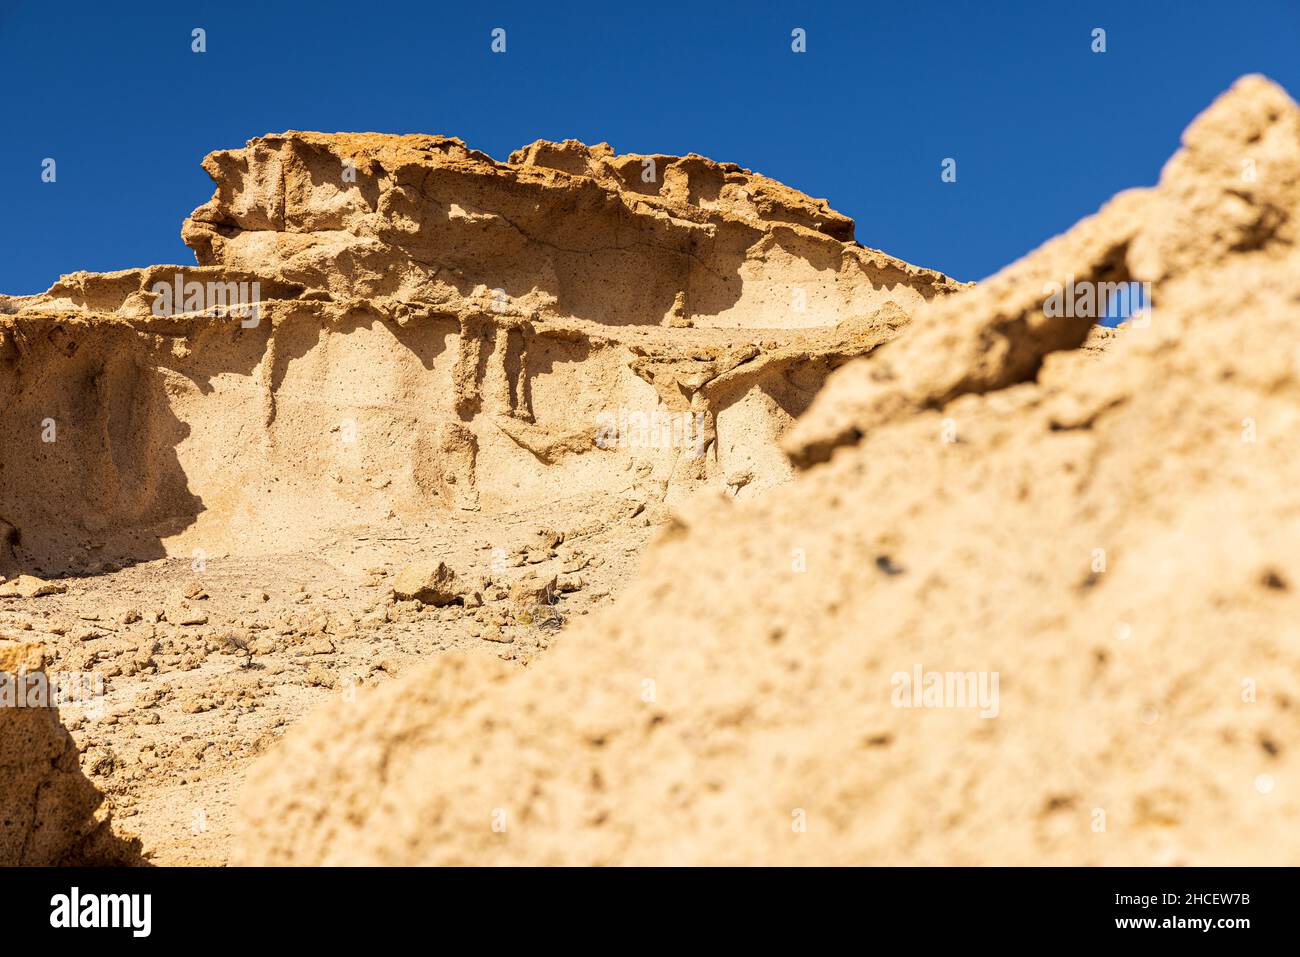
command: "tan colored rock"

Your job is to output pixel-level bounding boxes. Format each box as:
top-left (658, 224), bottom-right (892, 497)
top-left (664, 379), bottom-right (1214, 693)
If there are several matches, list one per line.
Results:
top-left (236, 76), bottom-right (1300, 866)
top-left (307, 636), bottom-right (335, 656)
top-left (392, 561), bottom-right (463, 606)
top-left (508, 571), bottom-right (557, 607)
top-left (0, 575), bottom-right (67, 598)
top-left (0, 124), bottom-right (959, 575)
top-left (19, 66), bottom-right (1290, 872)
top-left (179, 131), bottom-right (958, 328)
top-left (115, 606), bottom-right (142, 626)
top-left (0, 641), bottom-right (132, 864)
top-left (169, 606), bottom-right (209, 627)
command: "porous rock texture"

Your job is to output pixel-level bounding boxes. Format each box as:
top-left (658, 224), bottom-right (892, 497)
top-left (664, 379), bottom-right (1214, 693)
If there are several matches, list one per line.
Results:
top-left (236, 76), bottom-right (1300, 865)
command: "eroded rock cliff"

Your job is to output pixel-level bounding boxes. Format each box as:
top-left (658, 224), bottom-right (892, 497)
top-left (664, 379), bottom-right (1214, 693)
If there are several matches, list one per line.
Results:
top-left (0, 133), bottom-right (959, 575)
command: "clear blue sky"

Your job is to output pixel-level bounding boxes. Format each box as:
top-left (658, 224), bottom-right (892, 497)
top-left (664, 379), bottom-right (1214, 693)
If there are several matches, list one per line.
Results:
top-left (3, 0), bottom-right (1298, 294)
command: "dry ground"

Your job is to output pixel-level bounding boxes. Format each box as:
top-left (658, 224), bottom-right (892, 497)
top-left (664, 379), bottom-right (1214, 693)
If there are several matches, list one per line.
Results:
top-left (0, 493), bottom-right (653, 864)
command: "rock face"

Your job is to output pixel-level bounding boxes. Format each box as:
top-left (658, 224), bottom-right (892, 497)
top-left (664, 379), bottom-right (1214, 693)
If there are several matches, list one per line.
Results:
top-left (180, 132), bottom-right (949, 329)
top-left (236, 76), bottom-right (1300, 866)
top-left (0, 134), bottom-right (959, 577)
top-left (0, 641), bottom-right (124, 864)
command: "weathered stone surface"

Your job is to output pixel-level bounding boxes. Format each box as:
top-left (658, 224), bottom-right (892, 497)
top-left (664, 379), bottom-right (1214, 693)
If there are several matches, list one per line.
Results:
top-left (236, 76), bottom-right (1300, 866)
top-left (0, 641), bottom-right (128, 865)
top-left (392, 561), bottom-right (463, 606)
top-left (0, 575), bottom-right (67, 598)
top-left (179, 131), bottom-right (959, 329)
top-left (507, 571), bottom-right (558, 607)
top-left (0, 132), bottom-right (960, 576)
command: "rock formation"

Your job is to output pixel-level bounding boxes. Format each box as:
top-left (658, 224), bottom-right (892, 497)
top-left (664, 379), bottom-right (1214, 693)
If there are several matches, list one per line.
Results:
top-left (0, 640), bottom-right (136, 864)
top-left (0, 128), bottom-right (958, 863)
top-left (235, 76), bottom-right (1300, 866)
top-left (0, 134), bottom-right (959, 577)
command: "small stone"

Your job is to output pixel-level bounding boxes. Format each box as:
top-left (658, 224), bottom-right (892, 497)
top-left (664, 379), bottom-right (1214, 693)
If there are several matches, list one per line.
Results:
top-left (305, 664), bottom-right (336, 688)
top-left (561, 554), bottom-right (589, 573)
top-left (0, 575), bottom-right (67, 599)
top-left (392, 561), bottom-right (464, 606)
top-left (174, 608), bottom-right (209, 626)
top-left (509, 571), bottom-right (558, 607)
